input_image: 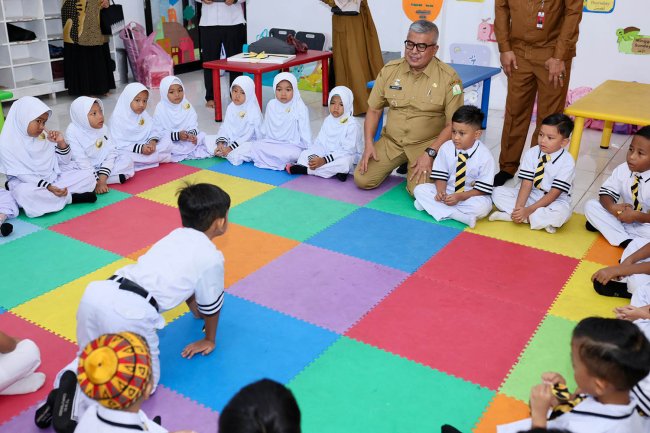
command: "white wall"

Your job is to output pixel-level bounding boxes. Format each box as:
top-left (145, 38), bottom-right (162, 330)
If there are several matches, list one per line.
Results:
top-left (122, 0), bottom-right (650, 110)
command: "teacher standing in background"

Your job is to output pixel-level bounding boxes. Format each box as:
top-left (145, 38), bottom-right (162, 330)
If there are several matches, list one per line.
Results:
top-left (493, 0), bottom-right (582, 186)
top-left (62, 0), bottom-right (116, 96)
top-left (321, 0), bottom-right (383, 115)
top-left (198, 0), bottom-right (247, 109)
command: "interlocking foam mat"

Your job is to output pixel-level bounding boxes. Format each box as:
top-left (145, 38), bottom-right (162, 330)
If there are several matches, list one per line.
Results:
top-left (0, 160), bottom-right (626, 432)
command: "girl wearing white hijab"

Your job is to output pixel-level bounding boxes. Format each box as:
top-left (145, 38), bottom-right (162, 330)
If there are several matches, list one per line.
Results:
top-left (241, 72), bottom-right (312, 170)
top-left (66, 97), bottom-right (135, 194)
top-left (109, 83), bottom-right (172, 171)
top-left (0, 97), bottom-right (97, 218)
top-left (153, 76), bottom-right (211, 162)
top-left (208, 75), bottom-right (263, 166)
top-left (287, 86), bottom-right (362, 181)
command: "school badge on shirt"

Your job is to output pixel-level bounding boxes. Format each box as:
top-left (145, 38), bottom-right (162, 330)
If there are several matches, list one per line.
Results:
top-left (238, 111), bottom-right (246, 118)
top-left (95, 139), bottom-right (103, 148)
top-left (183, 103), bottom-right (191, 110)
top-left (451, 80), bottom-right (463, 96)
top-left (139, 118), bottom-right (145, 126)
top-left (38, 132), bottom-right (46, 140)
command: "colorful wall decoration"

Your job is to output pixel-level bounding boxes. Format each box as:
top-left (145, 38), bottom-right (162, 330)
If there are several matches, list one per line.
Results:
top-left (616, 27), bottom-right (650, 55)
top-left (583, 0), bottom-right (615, 13)
top-left (151, 0), bottom-right (200, 66)
top-left (477, 18), bottom-right (496, 42)
top-left (402, 1), bottom-right (444, 22)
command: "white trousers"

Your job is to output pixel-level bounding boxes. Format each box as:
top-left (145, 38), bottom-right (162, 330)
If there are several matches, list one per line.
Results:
top-left (492, 186), bottom-right (572, 230)
top-left (296, 149), bottom-right (354, 178)
top-left (250, 139), bottom-right (303, 171)
top-left (118, 136), bottom-right (173, 172)
top-left (0, 188), bottom-right (19, 218)
top-left (170, 132), bottom-right (211, 162)
top-left (413, 183), bottom-right (492, 222)
top-left (8, 169), bottom-right (96, 218)
top-left (104, 153), bottom-right (136, 185)
top-left (0, 339), bottom-right (45, 395)
top-left (584, 199), bottom-right (650, 246)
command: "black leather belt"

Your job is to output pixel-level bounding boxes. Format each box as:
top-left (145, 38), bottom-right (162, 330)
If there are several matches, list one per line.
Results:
top-left (109, 275), bottom-right (159, 312)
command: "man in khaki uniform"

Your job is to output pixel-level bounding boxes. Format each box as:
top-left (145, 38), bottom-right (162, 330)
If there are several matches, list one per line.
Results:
top-left (493, 0), bottom-right (583, 186)
top-left (354, 20), bottom-right (464, 195)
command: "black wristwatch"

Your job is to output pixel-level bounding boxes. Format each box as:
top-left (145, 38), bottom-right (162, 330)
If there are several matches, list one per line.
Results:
top-left (425, 147), bottom-right (437, 158)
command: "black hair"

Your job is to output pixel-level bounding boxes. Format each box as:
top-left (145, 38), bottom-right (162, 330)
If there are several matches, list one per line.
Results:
top-left (572, 317), bottom-right (650, 391)
top-left (635, 125), bottom-right (650, 141)
top-left (541, 113), bottom-right (574, 138)
top-left (218, 379), bottom-right (301, 433)
top-left (451, 105), bottom-right (484, 130)
top-left (177, 183), bottom-right (230, 232)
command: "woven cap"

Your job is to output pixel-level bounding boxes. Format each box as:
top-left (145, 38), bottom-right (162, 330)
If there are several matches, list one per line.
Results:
top-left (77, 332), bottom-right (151, 409)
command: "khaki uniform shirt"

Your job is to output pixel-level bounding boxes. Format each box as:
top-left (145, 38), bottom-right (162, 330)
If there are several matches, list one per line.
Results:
top-left (367, 57), bottom-right (463, 160)
top-left (495, 0), bottom-right (583, 60)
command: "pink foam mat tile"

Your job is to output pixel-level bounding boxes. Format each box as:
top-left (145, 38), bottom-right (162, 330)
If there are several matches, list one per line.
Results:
top-left (111, 163), bottom-right (200, 195)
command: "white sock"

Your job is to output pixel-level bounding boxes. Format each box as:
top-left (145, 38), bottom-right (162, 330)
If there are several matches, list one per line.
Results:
top-left (413, 200), bottom-right (424, 211)
top-left (545, 225), bottom-right (557, 234)
top-left (0, 213), bottom-right (6, 224)
top-left (450, 211), bottom-right (476, 228)
top-left (488, 211), bottom-right (511, 222)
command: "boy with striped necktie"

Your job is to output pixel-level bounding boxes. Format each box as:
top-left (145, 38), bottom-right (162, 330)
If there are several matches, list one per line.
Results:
top-left (490, 113), bottom-right (575, 233)
top-left (413, 105), bottom-right (495, 228)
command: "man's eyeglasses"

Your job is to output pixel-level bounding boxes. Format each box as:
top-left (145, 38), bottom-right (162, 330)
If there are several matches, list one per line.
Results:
top-left (404, 40), bottom-right (437, 52)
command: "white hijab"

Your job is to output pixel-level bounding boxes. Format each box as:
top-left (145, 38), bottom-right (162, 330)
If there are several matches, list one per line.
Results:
top-left (0, 96), bottom-right (58, 178)
top-left (66, 97), bottom-right (113, 166)
top-left (335, 0), bottom-right (361, 13)
top-left (261, 72), bottom-right (311, 147)
top-left (315, 86), bottom-right (360, 153)
top-left (218, 75), bottom-right (263, 143)
top-left (153, 76), bottom-right (198, 134)
top-left (109, 82), bottom-right (153, 149)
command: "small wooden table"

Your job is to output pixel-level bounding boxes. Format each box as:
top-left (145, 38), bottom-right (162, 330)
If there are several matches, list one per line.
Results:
top-left (203, 50), bottom-right (333, 122)
top-left (564, 80), bottom-right (650, 160)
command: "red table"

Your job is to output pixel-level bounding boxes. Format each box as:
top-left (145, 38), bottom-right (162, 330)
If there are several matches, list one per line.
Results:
top-left (203, 50), bottom-right (333, 122)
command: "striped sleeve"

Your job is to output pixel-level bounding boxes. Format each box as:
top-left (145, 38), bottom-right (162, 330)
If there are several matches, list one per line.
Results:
top-left (195, 255), bottom-right (225, 316)
top-left (133, 143), bottom-right (145, 154)
top-left (171, 131), bottom-right (180, 141)
top-left (518, 147), bottom-right (537, 181)
top-left (599, 186), bottom-right (620, 201)
top-left (598, 168), bottom-right (622, 202)
top-left (551, 179), bottom-right (572, 193)
top-left (55, 145), bottom-right (70, 155)
top-left (324, 154), bottom-right (335, 164)
top-left (37, 179), bottom-right (51, 189)
top-left (97, 167), bottom-right (112, 178)
top-left (549, 153), bottom-right (575, 194)
top-left (430, 144), bottom-right (450, 181)
top-left (472, 147), bottom-right (496, 195)
top-left (187, 129), bottom-right (198, 136)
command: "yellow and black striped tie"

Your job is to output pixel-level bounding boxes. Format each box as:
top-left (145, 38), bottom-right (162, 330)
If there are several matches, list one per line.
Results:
top-left (455, 152), bottom-right (468, 193)
top-left (632, 175), bottom-right (641, 211)
top-left (533, 154), bottom-right (550, 189)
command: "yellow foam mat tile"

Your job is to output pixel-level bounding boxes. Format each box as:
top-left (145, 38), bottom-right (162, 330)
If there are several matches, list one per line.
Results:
top-left (162, 303), bottom-right (189, 324)
top-left (550, 259), bottom-right (629, 321)
top-left (11, 258), bottom-right (135, 342)
top-left (468, 213), bottom-right (597, 259)
top-left (137, 170), bottom-right (274, 208)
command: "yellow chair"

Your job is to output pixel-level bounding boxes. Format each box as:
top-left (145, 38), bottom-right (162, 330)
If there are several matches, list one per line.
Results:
top-left (0, 90), bottom-right (13, 132)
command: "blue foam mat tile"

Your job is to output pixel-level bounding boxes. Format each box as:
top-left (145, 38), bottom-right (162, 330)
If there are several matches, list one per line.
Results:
top-left (0, 219), bottom-right (42, 246)
top-left (209, 161), bottom-right (295, 186)
top-left (159, 294), bottom-right (340, 411)
top-left (306, 207), bottom-right (462, 273)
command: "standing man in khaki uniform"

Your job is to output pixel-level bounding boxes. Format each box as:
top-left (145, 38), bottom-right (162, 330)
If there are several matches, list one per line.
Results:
top-left (354, 20), bottom-right (464, 195)
top-left (493, 0), bottom-right (583, 186)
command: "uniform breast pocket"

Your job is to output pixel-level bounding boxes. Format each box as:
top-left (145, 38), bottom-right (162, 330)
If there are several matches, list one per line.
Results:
top-left (467, 166), bottom-right (482, 184)
top-left (385, 88), bottom-right (407, 109)
top-left (413, 92), bottom-right (445, 113)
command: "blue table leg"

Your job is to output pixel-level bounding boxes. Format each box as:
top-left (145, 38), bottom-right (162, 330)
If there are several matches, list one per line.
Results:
top-left (480, 77), bottom-right (492, 129)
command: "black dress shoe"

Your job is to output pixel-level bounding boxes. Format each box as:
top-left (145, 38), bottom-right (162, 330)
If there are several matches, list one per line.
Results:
top-left (441, 425), bottom-right (463, 433)
top-left (593, 280), bottom-right (632, 298)
top-left (585, 221), bottom-right (598, 232)
top-left (396, 162), bottom-right (408, 174)
top-left (493, 170), bottom-right (514, 187)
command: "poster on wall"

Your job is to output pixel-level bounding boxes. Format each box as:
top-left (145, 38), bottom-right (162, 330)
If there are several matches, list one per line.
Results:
top-left (402, 1), bottom-right (444, 22)
top-left (583, 0), bottom-right (615, 13)
top-left (150, 0), bottom-right (201, 67)
top-left (616, 27), bottom-right (650, 55)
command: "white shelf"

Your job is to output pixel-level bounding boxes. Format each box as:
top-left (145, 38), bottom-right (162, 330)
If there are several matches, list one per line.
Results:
top-left (0, 0), bottom-right (123, 100)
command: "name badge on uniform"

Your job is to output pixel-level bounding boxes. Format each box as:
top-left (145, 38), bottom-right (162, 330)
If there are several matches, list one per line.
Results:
top-left (389, 78), bottom-right (402, 90)
top-left (536, 11), bottom-right (545, 29)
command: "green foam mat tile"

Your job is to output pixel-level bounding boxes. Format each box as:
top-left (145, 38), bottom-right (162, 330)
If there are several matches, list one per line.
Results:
top-left (17, 189), bottom-right (131, 228)
top-left (365, 182), bottom-right (467, 229)
top-left (229, 188), bottom-right (358, 242)
top-left (0, 230), bottom-right (121, 309)
top-left (289, 337), bottom-right (494, 433)
top-left (180, 157), bottom-right (225, 169)
top-left (499, 314), bottom-right (577, 402)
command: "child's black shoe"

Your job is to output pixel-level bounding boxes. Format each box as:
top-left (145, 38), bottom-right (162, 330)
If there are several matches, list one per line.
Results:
top-left (593, 279), bottom-right (632, 298)
top-left (0, 222), bottom-right (12, 237)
